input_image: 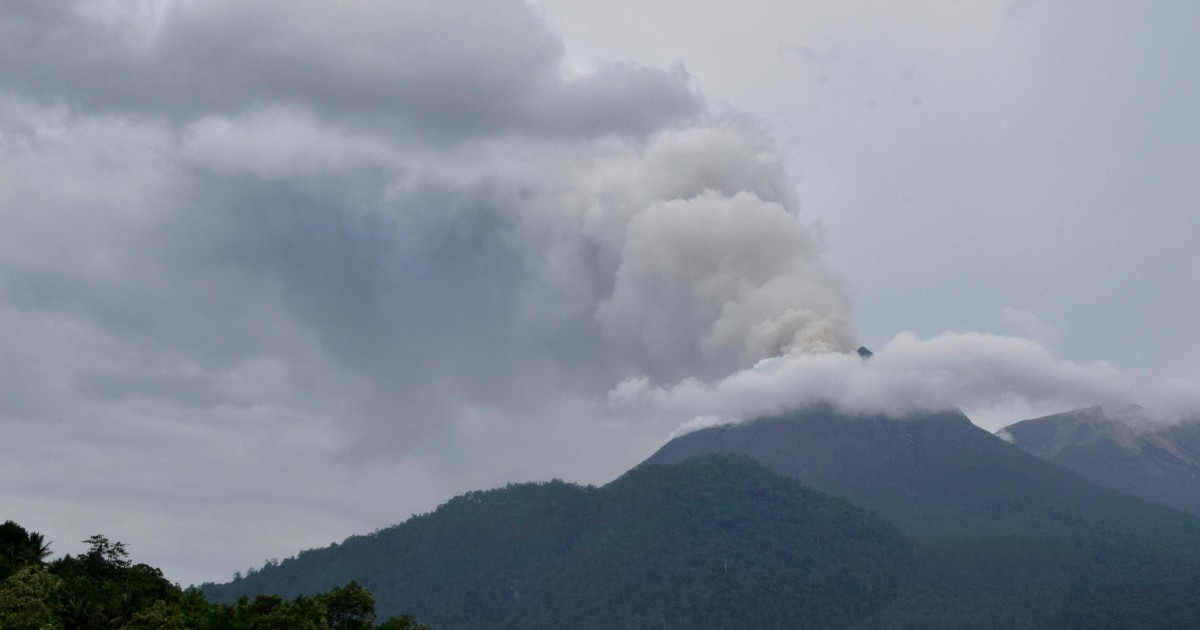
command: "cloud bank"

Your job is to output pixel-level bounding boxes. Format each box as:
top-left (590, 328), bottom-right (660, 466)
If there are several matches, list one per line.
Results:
top-left (0, 0), bottom-right (700, 139)
top-left (612, 330), bottom-right (1200, 439)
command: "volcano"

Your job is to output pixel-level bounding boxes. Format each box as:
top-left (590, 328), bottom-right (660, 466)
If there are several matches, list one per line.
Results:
top-left (206, 404), bottom-right (1200, 628)
top-left (644, 404), bottom-right (1192, 538)
top-left (643, 404), bottom-right (1200, 626)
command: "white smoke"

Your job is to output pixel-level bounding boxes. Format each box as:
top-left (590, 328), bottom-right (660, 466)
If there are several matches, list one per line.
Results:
top-left (598, 190), bottom-right (853, 367)
top-left (609, 330), bottom-right (1185, 435)
top-left (511, 125), bottom-right (857, 380)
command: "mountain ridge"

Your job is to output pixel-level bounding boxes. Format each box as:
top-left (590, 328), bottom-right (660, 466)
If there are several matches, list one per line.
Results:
top-left (202, 455), bottom-right (910, 629)
top-left (999, 405), bottom-right (1200, 516)
top-left (644, 404), bottom-right (1200, 627)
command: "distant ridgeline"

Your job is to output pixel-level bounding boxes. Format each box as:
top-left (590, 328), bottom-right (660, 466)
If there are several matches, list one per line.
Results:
top-left (999, 405), bottom-right (1200, 517)
top-left (206, 405), bottom-right (1200, 629)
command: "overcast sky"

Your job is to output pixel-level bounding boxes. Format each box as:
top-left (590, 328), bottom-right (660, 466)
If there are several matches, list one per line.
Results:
top-left (2, 0), bottom-right (1198, 586)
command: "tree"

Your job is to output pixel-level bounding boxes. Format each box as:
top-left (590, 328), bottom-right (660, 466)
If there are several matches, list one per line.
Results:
top-left (123, 599), bottom-right (185, 630)
top-left (375, 615), bottom-right (433, 630)
top-left (57, 593), bottom-right (102, 630)
top-left (231, 593), bottom-right (328, 630)
top-left (0, 521), bottom-right (53, 578)
top-left (3, 520), bottom-right (429, 630)
top-left (0, 565), bottom-right (62, 630)
top-left (320, 580), bottom-right (376, 630)
top-left (21, 532), bottom-right (52, 568)
top-left (80, 534), bottom-right (131, 578)
top-left (48, 533), bottom-right (182, 629)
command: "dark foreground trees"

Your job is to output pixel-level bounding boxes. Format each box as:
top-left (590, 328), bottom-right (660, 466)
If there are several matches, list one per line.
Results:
top-left (0, 520), bottom-right (430, 630)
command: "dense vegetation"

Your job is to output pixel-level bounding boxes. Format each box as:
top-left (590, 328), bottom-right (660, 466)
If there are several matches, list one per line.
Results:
top-left (204, 455), bottom-right (911, 629)
top-left (651, 407), bottom-right (1200, 628)
top-left (203, 433), bottom-right (1200, 628)
top-left (0, 520), bottom-right (428, 629)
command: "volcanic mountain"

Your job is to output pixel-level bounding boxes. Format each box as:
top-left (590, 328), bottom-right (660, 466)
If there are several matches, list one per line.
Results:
top-left (202, 455), bottom-right (911, 629)
top-left (646, 405), bottom-right (1175, 536)
top-left (645, 404), bottom-right (1200, 627)
top-left (205, 405), bottom-right (1200, 629)
top-left (998, 405), bottom-right (1200, 516)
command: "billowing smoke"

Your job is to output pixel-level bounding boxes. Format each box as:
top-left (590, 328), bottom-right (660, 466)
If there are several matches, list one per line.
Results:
top-left (0, 0), bottom-right (857, 583)
top-left (534, 126), bottom-right (857, 380)
top-left (600, 190), bottom-right (853, 368)
top-left (407, 120), bottom-right (860, 388)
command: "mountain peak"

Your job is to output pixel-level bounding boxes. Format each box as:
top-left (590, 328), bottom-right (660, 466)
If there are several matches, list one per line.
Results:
top-left (999, 405), bottom-right (1187, 460)
top-left (643, 403), bottom-right (1200, 625)
top-left (1000, 406), bottom-right (1200, 515)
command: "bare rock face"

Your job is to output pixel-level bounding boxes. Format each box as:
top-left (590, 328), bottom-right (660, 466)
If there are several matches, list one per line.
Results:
top-left (999, 406), bottom-right (1200, 516)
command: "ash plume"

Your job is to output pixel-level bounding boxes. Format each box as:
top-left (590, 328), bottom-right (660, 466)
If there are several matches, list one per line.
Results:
top-left (0, 0), bottom-right (857, 583)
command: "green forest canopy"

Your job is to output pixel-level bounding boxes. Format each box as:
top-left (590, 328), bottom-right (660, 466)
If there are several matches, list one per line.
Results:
top-left (0, 519), bottom-right (429, 630)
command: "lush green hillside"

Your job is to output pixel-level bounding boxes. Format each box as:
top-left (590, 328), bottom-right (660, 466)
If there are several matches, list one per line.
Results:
top-left (520, 456), bottom-right (909, 629)
top-left (649, 406), bottom-right (1200, 628)
top-left (203, 455), bottom-right (911, 629)
top-left (0, 519), bottom-right (428, 629)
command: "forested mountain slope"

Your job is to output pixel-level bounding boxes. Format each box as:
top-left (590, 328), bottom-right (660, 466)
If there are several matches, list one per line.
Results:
top-left (206, 405), bottom-right (1200, 629)
top-left (647, 405), bottom-right (1200, 628)
top-left (203, 456), bottom-right (909, 629)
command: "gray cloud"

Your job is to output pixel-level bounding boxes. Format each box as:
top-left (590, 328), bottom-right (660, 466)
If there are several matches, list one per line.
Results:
top-left (0, 0), bottom-right (699, 139)
top-left (0, 0), bottom-right (850, 584)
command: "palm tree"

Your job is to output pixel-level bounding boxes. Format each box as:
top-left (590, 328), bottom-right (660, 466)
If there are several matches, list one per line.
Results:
top-left (21, 531), bottom-right (53, 566)
top-left (103, 591), bottom-right (138, 628)
top-left (58, 594), bottom-right (102, 630)
top-left (0, 520), bottom-right (52, 569)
